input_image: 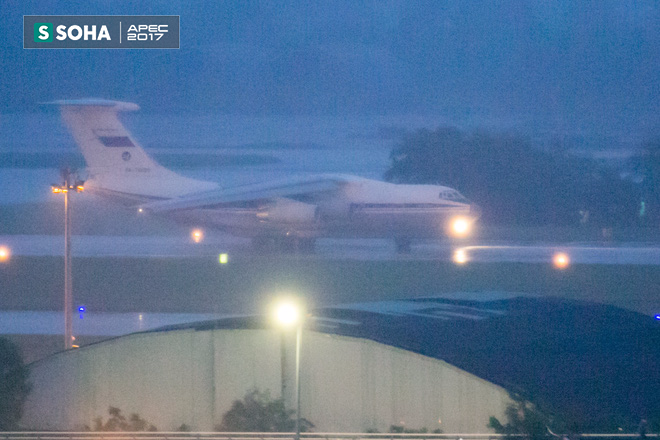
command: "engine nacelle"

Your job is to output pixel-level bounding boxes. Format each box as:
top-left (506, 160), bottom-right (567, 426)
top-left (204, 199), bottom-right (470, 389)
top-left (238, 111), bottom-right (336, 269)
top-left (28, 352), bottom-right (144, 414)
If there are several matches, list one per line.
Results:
top-left (257, 199), bottom-right (319, 224)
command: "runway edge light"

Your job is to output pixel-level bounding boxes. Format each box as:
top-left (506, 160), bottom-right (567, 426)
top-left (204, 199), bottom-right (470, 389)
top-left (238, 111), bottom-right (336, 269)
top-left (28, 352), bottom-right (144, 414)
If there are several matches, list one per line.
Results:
top-left (219, 253), bottom-right (229, 264)
top-left (0, 246), bottom-right (10, 263)
top-left (553, 252), bottom-right (570, 269)
top-left (453, 248), bottom-right (468, 264)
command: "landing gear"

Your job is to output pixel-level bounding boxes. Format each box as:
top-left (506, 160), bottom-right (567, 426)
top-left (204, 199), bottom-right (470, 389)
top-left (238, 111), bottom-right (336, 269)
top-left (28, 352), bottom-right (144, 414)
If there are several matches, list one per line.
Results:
top-left (395, 237), bottom-right (412, 254)
top-left (251, 236), bottom-right (316, 254)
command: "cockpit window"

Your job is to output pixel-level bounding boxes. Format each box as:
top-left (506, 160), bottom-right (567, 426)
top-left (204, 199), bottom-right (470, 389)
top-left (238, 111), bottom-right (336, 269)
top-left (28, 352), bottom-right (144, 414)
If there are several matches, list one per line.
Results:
top-left (439, 189), bottom-right (468, 202)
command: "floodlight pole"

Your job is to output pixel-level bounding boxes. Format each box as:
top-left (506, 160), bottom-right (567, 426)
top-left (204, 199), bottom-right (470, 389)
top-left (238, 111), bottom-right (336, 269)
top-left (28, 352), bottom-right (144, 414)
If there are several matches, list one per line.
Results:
top-left (294, 322), bottom-right (302, 440)
top-left (63, 174), bottom-right (73, 350)
top-left (52, 170), bottom-right (83, 350)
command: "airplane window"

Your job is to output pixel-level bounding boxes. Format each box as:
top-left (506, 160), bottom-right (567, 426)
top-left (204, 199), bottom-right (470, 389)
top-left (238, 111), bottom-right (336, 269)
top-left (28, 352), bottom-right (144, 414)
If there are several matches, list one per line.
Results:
top-left (440, 190), bottom-right (467, 202)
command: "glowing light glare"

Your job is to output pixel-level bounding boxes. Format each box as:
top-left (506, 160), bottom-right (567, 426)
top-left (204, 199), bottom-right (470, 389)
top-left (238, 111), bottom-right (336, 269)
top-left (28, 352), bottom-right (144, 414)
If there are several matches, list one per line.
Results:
top-left (219, 253), bottom-right (229, 264)
top-left (0, 246), bottom-right (10, 262)
top-left (449, 217), bottom-right (472, 237)
top-left (453, 249), bottom-right (468, 264)
top-left (655, 314), bottom-right (660, 321)
top-left (274, 301), bottom-right (301, 327)
top-left (138, 208), bottom-right (144, 213)
top-left (191, 229), bottom-right (204, 243)
top-left (553, 252), bottom-right (570, 269)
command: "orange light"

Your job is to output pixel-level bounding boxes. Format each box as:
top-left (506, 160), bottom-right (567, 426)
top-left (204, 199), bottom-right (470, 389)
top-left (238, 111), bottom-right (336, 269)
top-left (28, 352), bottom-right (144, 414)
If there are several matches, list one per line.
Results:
top-left (448, 216), bottom-right (473, 238)
top-left (52, 187), bottom-right (62, 194)
top-left (553, 252), bottom-right (570, 269)
top-left (76, 185), bottom-right (84, 192)
top-left (191, 229), bottom-right (203, 243)
top-left (0, 246), bottom-right (10, 263)
top-left (453, 249), bottom-right (468, 264)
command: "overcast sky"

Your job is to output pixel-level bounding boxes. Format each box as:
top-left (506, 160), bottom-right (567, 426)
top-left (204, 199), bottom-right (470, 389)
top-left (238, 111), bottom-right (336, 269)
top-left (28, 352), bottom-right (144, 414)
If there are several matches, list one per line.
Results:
top-left (2, 1), bottom-right (658, 138)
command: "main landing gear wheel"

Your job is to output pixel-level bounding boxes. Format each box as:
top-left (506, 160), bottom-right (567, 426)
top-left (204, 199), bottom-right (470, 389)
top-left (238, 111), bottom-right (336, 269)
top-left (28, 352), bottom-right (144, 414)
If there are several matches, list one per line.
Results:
top-left (251, 236), bottom-right (316, 254)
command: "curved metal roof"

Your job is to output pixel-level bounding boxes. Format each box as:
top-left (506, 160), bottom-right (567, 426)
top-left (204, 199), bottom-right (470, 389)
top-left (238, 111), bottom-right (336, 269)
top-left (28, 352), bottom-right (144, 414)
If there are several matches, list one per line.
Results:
top-left (149, 291), bottom-right (660, 430)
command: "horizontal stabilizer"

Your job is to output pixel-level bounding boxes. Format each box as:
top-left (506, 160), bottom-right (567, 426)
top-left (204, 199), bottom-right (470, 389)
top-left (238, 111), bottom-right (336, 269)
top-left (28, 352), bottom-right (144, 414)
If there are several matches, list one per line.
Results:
top-left (48, 99), bottom-right (140, 111)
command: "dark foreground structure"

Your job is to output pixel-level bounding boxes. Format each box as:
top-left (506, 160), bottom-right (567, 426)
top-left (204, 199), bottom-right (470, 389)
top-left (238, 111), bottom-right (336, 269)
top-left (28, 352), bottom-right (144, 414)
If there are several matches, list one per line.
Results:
top-left (24, 292), bottom-right (660, 431)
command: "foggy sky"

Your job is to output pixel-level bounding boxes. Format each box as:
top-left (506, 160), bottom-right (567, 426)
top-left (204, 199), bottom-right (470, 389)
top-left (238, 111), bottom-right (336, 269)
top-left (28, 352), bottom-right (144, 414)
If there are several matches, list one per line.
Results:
top-left (2, 1), bottom-right (658, 137)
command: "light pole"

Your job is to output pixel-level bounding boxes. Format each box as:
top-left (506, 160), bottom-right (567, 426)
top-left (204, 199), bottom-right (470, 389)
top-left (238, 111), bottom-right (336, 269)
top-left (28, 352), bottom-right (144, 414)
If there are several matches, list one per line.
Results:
top-left (273, 300), bottom-right (304, 440)
top-left (51, 169), bottom-right (84, 350)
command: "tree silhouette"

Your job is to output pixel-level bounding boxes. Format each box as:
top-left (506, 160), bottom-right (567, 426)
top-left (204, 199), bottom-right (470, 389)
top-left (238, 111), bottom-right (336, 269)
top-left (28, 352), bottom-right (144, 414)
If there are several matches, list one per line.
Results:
top-left (385, 127), bottom-right (639, 226)
top-left (218, 389), bottom-right (313, 432)
top-left (0, 338), bottom-right (31, 430)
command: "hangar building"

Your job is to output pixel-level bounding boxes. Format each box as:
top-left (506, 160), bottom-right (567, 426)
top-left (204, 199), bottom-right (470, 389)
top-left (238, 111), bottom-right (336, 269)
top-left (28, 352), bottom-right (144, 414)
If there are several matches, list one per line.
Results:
top-left (22, 292), bottom-right (660, 432)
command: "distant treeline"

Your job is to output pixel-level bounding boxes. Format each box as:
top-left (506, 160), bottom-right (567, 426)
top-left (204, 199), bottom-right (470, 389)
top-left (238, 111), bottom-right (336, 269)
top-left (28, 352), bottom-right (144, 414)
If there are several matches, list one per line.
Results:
top-left (385, 127), bottom-right (660, 228)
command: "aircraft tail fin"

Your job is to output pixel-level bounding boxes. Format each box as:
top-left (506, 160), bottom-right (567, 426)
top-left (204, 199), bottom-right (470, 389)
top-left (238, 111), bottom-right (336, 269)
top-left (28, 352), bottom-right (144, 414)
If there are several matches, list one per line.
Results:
top-left (53, 99), bottom-right (218, 201)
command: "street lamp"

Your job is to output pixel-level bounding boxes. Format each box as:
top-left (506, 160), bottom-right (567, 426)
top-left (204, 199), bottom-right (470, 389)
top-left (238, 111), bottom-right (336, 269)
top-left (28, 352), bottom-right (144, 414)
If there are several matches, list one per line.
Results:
top-left (273, 299), bottom-right (305, 440)
top-left (51, 168), bottom-right (84, 350)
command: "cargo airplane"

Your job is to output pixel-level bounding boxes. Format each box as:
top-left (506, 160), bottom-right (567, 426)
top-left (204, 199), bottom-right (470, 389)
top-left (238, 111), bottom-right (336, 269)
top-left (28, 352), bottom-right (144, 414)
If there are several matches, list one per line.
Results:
top-left (54, 99), bottom-right (478, 252)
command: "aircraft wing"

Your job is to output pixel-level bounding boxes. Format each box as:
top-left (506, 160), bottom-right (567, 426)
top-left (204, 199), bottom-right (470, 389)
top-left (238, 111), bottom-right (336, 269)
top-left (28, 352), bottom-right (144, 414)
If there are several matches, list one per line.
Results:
top-left (140, 174), bottom-right (354, 213)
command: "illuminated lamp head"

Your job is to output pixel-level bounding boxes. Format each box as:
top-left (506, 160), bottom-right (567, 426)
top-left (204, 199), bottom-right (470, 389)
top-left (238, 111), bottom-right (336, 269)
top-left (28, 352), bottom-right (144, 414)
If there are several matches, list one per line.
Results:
top-left (272, 297), bottom-right (305, 328)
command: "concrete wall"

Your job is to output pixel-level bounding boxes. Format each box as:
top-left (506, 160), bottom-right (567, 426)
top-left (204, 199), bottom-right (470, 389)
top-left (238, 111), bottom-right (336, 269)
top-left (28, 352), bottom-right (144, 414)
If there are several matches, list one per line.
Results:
top-left (24, 328), bottom-right (510, 432)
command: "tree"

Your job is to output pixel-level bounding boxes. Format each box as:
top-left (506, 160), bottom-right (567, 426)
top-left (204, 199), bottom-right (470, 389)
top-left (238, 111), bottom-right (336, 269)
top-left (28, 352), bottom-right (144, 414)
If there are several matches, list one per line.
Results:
top-left (488, 393), bottom-right (552, 440)
top-left (636, 138), bottom-right (660, 225)
top-left (385, 127), bottom-right (640, 227)
top-left (0, 338), bottom-right (31, 431)
top-left (218, 389), bottom-right (314, 432)
top-left (90, 407), bottom-right (157, 431)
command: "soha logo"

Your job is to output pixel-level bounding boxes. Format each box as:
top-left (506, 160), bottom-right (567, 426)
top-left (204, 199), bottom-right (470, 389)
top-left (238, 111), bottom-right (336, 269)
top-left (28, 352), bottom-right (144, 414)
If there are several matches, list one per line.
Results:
top-left (34, 23), bottom-right (111, 42)
top-left (25, 16), bottom-right (179, 49)
top-left (34, 23), bottom-right (53, 42)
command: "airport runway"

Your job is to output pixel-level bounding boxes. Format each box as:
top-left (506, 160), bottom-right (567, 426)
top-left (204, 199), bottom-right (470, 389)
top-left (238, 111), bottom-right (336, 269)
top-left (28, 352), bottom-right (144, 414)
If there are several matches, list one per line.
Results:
top-left (2, 234), bottom-right (660, 264)
top-left (2, 234), bottom-right (659, 362)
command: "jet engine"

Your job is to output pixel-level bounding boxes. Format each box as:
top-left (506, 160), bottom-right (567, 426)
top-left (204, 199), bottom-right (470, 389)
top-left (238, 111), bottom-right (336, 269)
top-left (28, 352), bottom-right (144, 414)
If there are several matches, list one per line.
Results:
top-left (257, 198), bottom-right (319, 224)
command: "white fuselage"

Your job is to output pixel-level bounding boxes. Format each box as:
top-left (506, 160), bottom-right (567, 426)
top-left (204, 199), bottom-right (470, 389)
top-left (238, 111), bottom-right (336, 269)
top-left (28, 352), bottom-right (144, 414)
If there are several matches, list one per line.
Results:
top-left (157, 178), bottom-right (476, 239)
top-left (55, 99), bottom-right (477, 244)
